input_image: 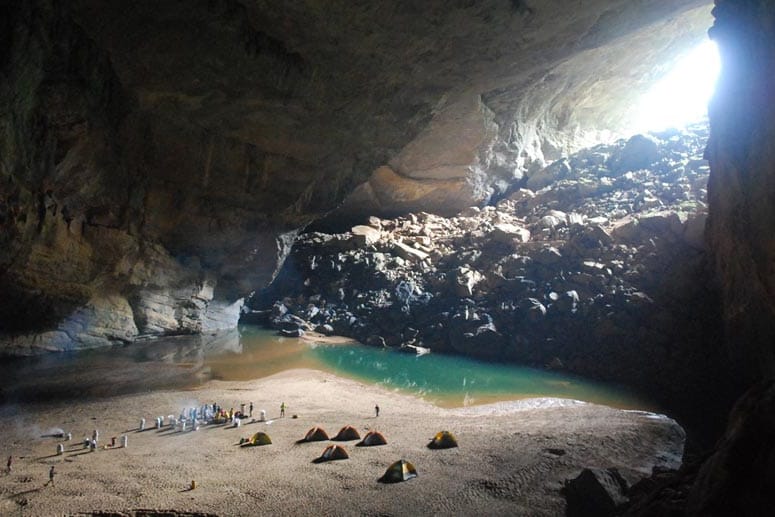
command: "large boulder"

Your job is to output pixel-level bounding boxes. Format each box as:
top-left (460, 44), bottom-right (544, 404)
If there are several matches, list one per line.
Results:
top-left (611, 135), bottom-right (661, 174)
top-left (564, 468), bottom-right (630, 517)
top-left (686, 381), bottom-right (775, 516)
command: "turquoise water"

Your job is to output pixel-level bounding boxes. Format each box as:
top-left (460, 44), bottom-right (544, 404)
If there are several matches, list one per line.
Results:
top-left (206, 326), bottom-right (651, 410)
top-left (308, 344), bottom-right (648, 409)
top-left (0, 325), bottom-right (650, 410)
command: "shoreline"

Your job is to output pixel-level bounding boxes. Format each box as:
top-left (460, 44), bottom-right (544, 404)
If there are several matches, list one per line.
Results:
top-left (1, 329), bottom-right (656, 414)
top-left (0, 369), bottom-right (684, 516)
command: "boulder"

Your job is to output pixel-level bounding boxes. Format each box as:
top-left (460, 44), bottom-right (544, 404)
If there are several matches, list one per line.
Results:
top-left (315, 324), bottom-right (335, 335)
top-left (527, 158), bottom-right (572, 190)
top-left (686, 381), bottom-right (775, 516)
top-left (612, 134), bottom-right (661, 174)
top-left (533, 246), bottom-right (563, 265)
top-left (682, 212), bottom-right (707, 250)
top-left (392, 241), bottom-right (430, 262)
top-left (490, 223), bottom-right (531, 245)
top-left (351, 225), bottom-right (381, 247)
top-left (455, 267), bottom-right (485, 297)
top-left (563, 468), bottom-right (629, 517)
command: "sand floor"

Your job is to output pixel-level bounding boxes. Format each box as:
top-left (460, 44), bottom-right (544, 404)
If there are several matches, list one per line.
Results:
top-left (0, 369), bottom-right (684, 516)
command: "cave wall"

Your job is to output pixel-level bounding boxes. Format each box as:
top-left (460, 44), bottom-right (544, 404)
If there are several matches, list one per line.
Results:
top-left (0, 0), bottom-right (302, 353)
top-left (706, 0), bottom-right (775, 383)
top-left (1, 0), bottom-right (712, 353)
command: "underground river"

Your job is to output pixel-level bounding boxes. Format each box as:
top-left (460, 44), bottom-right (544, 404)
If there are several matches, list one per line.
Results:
top-left (0, 325), bottom-right (653, 411)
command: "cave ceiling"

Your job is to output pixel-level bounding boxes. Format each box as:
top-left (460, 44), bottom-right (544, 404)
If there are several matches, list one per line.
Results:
top-left (67, 0), bottom-right (712, 215)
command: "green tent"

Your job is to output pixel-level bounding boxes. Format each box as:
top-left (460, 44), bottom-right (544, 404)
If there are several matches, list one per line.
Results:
top-left (379, 459), bottom-right (418, 483)
top-left (428, 430), bottom-right (458, 449)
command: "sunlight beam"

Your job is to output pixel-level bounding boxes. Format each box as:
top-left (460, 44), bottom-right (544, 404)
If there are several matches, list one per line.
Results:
top-left (633, 40), bottom-right (721, 132)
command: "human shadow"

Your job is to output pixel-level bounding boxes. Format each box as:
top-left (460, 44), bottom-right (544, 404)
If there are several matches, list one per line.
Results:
top-left (11, 486), bottom-right (43, 498)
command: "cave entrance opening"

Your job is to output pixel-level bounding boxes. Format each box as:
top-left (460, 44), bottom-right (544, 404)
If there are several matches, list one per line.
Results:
top-left (631, 39), bottom-right (720, 133)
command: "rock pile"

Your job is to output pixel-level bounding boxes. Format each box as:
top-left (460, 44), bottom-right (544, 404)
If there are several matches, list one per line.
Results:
top-left (249, 124), bottom-right (732, 424)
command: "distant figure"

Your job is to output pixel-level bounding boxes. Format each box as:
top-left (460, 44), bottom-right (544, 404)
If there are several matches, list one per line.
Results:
top-left (92, 429), bottom-right (99, 443)
top-left (280, 402), bottom-right (286, 417)
top-left (249, 402), bottom-right (254, 417)
top-left (375, 404), bottom-right (380, 417)
top-left (6, 455), bottom-right (11, 474)
top-left (48, 465), bottom-right (55, 486)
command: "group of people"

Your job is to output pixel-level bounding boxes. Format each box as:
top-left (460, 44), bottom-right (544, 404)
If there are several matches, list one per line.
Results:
top-left (82, 429), bottom-right (99, 451)
top-left (3, 397), bottom-right (382, 491)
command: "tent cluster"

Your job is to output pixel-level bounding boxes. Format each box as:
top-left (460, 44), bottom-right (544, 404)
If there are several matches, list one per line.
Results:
top-left (243, 424), bottom-right (457, 483)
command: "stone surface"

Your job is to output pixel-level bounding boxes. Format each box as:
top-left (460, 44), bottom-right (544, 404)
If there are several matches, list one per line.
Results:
top-left (705, 0), bottom-right (775, 383)
top-left (0, 0), bottom-right (712, 350)
top-left (684, 380), bottom-right (775, 516)
top-left (564, 468), bottom-right (629, 517)
top-left (251, 125), bottom-right (737, 435)
top-left (621, 3), bottom-right (775, 515)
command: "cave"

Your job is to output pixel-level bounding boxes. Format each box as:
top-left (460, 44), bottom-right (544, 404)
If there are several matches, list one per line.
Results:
top-left (1, 0), bottom-right (773, 515)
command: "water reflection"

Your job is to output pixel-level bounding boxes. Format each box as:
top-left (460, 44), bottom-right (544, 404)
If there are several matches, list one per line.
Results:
top-left (0, 329), bottom-right (242, 403)
top-left (0, 326), bottom-right (651, 410)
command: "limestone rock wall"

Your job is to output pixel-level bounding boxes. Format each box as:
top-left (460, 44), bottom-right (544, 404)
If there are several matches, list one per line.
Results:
top-left (1, 0), bottom-right (713, 353)
top-left (0, 1), bottom-right (297, 353)
top-left (706, 0), bottom-right (775, 382)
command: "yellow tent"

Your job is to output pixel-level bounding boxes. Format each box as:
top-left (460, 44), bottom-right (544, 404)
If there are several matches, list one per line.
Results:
top-left (333, 425), bottom-right (361, 441)
top-left (428, 430), bottom-right (458, 449)
top-left (357, 430), bottom-right (387, 447)
top-left (314, 444), bottom-right (350, 463)
top-left (379, 459), bottom-right (418, 483)
top-left (246, 431), bottom-right (272, 446)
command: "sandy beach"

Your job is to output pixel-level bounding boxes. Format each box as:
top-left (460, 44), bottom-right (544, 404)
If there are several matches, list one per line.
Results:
top-left (0, 369), bottom-right (684, 516)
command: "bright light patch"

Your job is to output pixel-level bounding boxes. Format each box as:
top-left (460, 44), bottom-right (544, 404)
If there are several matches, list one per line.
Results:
top-left (633, 40), bottom-right (720, 132)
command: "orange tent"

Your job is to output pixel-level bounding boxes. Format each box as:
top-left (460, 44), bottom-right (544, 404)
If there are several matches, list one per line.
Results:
top-left (357, 430), bottom-right (387, 446)
top-left (302, 427), bottom-right (329, 442)
top-left (332, 425), bottom-right (361, 441)
top-left (313, 444), bottom-right (349, 463)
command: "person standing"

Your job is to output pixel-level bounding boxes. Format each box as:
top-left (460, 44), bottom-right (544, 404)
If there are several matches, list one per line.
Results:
top-left (375, 404), bottom-right (380, 417)
top-left (48, 465), bottom-right (55, 486)
top-left (249, 402), bottom-right (254, 417)
top-left (280, 402), bottom-right (286, 417)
